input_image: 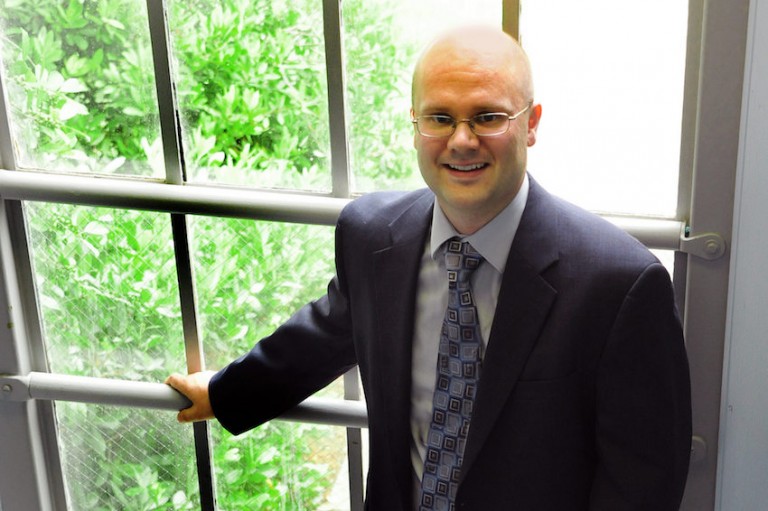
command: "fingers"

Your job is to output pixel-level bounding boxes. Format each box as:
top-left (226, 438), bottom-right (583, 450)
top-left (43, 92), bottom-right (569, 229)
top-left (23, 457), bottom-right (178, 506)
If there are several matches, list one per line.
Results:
top-left (177, 404), bottom-right (200, 424)
top-left (165, 371), bottom-right (216, 423)
top-left (165, 373), bottom-right (189, 394)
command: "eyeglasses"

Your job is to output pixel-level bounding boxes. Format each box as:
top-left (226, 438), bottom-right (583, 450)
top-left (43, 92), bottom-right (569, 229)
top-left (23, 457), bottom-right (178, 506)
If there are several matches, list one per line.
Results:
top-left (412, 101), bottom-right (533, 138)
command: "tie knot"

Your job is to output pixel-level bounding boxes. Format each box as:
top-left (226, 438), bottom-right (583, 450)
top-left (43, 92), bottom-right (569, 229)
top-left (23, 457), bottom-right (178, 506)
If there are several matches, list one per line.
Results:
top-left (444, 238), bottom-right (483, 286)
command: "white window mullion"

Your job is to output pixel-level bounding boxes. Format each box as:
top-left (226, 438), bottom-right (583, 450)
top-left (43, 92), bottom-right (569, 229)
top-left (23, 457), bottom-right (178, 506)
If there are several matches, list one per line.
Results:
top-left (146, 0), bottom-right (185, 185)
top-left (322, 0), bottom-right (353, 199)
top-left (145, 1), bottom-right (218, 509)
top-left (2, 59), bottom-right (71, 509)
top-left (0, 67), bottom-right (17, 172)
top-left (679, 0), bottom-right (750, 507)
top-left (322, 3), bottom-right (365, 506)
top-left (0, 200), bottom-right (68, 511)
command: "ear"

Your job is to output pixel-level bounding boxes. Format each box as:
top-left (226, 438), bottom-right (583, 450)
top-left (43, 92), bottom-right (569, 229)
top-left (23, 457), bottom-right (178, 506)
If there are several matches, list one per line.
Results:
top-left (410, 107), bottom-right (419, 149)
top-left (526, 103), bottom-right (542, 147)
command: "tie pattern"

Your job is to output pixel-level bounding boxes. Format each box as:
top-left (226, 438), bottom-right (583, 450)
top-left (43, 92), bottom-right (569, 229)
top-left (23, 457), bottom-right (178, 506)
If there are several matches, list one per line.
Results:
top-left (420, 239), bottom-right (484, 511)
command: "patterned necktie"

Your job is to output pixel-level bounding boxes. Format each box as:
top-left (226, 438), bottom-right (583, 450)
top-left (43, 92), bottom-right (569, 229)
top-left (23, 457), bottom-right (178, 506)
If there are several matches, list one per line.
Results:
top-left (419, 239), bottom-right (484, 511)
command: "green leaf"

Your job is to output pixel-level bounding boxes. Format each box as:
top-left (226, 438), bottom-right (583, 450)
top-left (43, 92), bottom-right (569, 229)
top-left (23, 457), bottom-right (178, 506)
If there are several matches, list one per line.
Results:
top-left (59, 78), bottom-right (88, 93)
top-left (58, 98), bottom-right (88, 120)
top-left (83, 221), bottom-right (109, 236)
top-left (104, 18), bottom-right (126, 30)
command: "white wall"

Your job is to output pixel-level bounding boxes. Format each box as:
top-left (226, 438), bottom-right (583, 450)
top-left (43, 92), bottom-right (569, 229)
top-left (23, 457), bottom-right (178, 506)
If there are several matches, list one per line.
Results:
top-left (717, 0), bottom-right (768, 507)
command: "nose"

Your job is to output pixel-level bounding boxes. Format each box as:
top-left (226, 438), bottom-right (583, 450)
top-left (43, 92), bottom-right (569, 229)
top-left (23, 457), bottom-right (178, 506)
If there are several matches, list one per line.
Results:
top-left (447, 120), bottom-right (480, 151)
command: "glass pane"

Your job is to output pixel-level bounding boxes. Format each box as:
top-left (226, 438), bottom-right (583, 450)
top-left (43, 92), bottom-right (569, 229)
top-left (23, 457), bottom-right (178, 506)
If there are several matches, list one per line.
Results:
top-left (189, 217), bottom-right (334, 367)
top-left (0, 0), bottom-right (163, 177)
top-left (25, 202), bottom-right (185, 380)
top-left (56, 402), bottom-right (199, 510)
top-left (521, 0), bottom-right (688, 217)
top-left (189, 217), bottom-right (346, 507)
top-left (343, 0), bottom-right (502, 193)
top-left (211, 422), bottom-right (349, 510)
top-left (168, 0), bottom-right (331, 191)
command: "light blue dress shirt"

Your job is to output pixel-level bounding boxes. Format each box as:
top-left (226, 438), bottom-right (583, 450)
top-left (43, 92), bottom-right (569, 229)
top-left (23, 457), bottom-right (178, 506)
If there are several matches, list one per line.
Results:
top-left (409, 174), bottom-right (530, 482)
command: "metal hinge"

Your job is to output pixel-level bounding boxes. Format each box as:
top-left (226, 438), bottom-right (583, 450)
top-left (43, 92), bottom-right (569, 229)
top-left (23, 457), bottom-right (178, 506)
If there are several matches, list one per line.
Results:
top-left (680, 231), bottom-right (727, 260)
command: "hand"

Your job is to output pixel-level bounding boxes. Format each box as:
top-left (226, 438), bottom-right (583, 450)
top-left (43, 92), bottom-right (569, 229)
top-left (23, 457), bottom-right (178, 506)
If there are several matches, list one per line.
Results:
top-left (165, 371), bottom-right (217, 423)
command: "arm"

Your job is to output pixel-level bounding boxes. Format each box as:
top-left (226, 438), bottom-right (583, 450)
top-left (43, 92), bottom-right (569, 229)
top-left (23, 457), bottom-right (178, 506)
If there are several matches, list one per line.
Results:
top-left (204, 213), bottom-right (358, 435)
top-left (591, 263), bottom-right (692, 510)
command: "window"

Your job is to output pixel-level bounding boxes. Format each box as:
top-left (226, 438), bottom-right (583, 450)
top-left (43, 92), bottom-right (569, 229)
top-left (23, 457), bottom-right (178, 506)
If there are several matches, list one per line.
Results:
top-left (521, 0), bottom-right (688, 218)
top-left (0, 0), bottom-right (742, 510)
top-left (0, 0), bottom-right (162, 177)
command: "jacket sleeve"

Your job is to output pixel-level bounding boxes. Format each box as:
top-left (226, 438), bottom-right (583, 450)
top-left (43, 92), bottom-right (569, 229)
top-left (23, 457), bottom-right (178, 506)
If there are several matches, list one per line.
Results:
top-left (208, 218), bottom-right (358, 435)
top-left (590, 262), bottom-right (692, 510)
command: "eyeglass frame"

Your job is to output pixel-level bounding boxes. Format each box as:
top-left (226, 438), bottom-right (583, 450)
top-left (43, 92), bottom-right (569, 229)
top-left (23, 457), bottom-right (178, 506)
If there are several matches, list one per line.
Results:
top-left (411, 100), bottom-right (534, 138)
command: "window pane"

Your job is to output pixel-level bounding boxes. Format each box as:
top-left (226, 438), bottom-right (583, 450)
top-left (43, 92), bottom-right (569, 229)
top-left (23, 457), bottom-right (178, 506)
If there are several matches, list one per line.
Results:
top-left (189, 217), bottom-right (345, 506)
top-left (343, 0), bottom-right (502, 193)
top-left (55, 402), bottom-right (199, 510)
top-left (169, 0), bottom-right (331, 191)
top-left (0, 0), bottom-right (163, 177)
top-left (189, 217), bottom-right (334, 366)
top-left (26, 203), bottom-right (196, 508)
top-left (25, 202), bottom-right (185, 380)
top-left (211, 422), bottom-right (349, 510)
top-left (521, 0), bottom-right (688, 217)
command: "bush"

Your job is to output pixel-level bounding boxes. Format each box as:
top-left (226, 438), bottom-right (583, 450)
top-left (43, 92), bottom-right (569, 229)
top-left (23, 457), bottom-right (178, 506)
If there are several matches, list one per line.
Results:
top-left (4, 0), bottom-right (420, 507)
top-left (0, 0), bottom-right (419, 187)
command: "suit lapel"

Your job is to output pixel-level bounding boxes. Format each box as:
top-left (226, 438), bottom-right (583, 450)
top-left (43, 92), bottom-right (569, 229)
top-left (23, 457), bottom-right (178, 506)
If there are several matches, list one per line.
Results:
top-left (370, 191), bottom-right (434, 507)
top-left (460, 178), bottom-right (560, 479)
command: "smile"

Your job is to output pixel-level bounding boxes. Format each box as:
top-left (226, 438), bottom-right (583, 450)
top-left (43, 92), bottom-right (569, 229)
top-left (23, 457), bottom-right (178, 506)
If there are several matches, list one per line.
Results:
top-left (446, 163), bottom-right (487, 172)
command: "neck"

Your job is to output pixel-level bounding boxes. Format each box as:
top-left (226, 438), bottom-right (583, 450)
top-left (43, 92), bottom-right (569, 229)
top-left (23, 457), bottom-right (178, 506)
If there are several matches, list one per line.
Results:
top-left (442, 209), bottom-right (496, 235)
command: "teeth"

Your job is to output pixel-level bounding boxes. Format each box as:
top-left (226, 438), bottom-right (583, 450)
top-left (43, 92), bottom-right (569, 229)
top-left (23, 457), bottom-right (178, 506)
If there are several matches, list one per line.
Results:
top-left (448, 163), bottom-right (485, 171)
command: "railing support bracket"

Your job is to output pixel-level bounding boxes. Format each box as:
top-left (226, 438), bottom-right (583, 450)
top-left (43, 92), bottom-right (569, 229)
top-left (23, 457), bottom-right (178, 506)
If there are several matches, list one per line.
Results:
top-left (680, 232), bottom-right (727, 260)
top-left (0, 374), bottom-right (31, 401)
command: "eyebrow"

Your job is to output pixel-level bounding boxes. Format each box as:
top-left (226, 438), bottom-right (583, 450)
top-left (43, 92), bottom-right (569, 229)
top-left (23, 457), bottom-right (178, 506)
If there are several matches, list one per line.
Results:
top-left (418, 107), bottom-right (510, 117)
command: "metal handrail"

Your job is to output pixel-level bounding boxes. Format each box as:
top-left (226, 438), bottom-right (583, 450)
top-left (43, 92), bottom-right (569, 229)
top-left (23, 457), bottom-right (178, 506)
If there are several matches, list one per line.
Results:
top-left (0, 372), bottom-right (369, 429)
top-left (0, 169), bottom-right (686, 250)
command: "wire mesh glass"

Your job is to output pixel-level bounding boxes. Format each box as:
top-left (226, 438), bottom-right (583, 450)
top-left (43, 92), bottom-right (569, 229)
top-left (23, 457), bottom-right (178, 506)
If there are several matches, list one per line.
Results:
top-left (188, 216), bottom-right (351, 509)
top-left (55, 402), bottom-right (199, 510)
top-left (24, 202), bottom-right (185, 381)
top-left (0, 0), bottom-right (163, 177)
top-left (168, 0), bottom-right (332, 191)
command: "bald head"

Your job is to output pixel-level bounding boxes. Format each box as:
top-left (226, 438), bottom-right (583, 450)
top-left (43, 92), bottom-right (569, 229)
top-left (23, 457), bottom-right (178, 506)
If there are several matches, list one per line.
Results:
top-left (412, 26), bottom-right (534, 111)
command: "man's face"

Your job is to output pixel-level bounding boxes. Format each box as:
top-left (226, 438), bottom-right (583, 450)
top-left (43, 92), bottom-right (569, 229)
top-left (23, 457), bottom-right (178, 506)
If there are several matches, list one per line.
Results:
top-left (412, 51), bottom-right (540, 233)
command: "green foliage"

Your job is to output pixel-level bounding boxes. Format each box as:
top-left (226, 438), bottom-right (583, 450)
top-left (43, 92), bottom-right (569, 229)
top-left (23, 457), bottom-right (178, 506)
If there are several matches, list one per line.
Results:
top-left (0, 0), bottom-right (159, 173)
top-left (26, 204), bottom-right (184, 378)
top-left (212, 422), bottom-right (336, 511)
top-left (56, 402), bottom-right (199, 511)
top-left (343, 0), bottom-right (421, 190)
top-left (4, 0), bottom-right (416, 507)
top-left (1, 0), bottom-right (420, 187)
top-left (170, 0), bottom-right (331, 185)
top-left (25, 201), bottom-right (339, 509)
top-left (189, 217), bottom-right (335, 367)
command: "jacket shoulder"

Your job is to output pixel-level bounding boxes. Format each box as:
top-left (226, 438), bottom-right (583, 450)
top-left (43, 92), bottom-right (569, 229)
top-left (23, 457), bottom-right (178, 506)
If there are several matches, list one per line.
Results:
top-left (338, 188), bottom-right (434, 228)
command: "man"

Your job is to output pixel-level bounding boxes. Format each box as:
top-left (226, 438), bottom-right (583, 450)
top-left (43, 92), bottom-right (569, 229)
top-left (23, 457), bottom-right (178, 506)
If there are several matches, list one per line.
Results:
top-left (167, 26), bottom-right (691, 510)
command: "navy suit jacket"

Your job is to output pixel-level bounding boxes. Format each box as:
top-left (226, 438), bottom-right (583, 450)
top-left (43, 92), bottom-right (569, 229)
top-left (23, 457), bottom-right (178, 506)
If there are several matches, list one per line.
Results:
top-left (209, 177), bottom-right (692, 510)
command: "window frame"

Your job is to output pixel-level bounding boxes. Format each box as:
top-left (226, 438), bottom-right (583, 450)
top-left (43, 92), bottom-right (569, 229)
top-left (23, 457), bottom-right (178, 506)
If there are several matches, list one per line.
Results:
top-left (0, 0), bottom-right (745, 510)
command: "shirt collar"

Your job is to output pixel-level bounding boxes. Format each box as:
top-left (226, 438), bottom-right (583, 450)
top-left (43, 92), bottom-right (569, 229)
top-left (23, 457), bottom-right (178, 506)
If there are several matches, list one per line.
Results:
top-left (430, 173), bottom-right (529, 274)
